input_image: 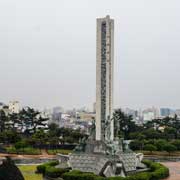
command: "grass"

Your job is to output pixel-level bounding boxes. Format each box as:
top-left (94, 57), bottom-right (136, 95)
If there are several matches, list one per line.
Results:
top-left (47, 149), bottom-right (72, 155)
top-left (6, 146), bottom-right (41, 155)
top-left (18, 165), bottom-right (42, 180)
top-left (136, 150), bottom-right (180, 156)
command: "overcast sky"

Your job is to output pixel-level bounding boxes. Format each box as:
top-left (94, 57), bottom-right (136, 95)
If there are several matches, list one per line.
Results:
top-left (0, 0), bottom-right (180, 110)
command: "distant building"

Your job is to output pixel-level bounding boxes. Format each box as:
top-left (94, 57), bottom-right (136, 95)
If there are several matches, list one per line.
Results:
top-left (0, 102), bottom-right (4, 110)
top-left (175, 109), bottom-right (180, 117)
top-left (53, 106), bottom-right (64, 114)
top-left (51, 106), bottom-right (64, 125)
top-left (160, 108), bottom-right (171, 117)
top-left (124, 108), bottom-right (138, 119)
top-left (76, 112), bottom-right (95, 121)
top-left (9, 101), bottom-right (20, 113)
top-left (93, 102), bottom-right (96, 113)
top-left (143, 111), bottom-right (155, 122)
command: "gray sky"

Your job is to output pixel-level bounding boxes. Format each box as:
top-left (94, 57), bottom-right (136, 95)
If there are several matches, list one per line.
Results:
top-left (0, 0), bottom-right (180, 110)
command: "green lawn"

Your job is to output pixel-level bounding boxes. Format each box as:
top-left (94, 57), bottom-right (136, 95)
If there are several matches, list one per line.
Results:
top-left (136, 150), bottom-right (180, 156)
top-left (6, 146), bottom-right (41, 155)
top-left (47, 149), bottom-right (72, 155)
top-left (18, 165), bottom-right (42, 180)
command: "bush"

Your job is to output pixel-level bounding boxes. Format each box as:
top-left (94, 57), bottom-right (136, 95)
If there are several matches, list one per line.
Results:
top-left (15, 140), bottom-right (28, 150)
top-left (45, 167), bottom-right (68, 178)
top-left (164, 144), bottom-right (177, 155)
top-left (36, 164), bottom-right (46, 174)
top-left (6, 146), bottom-right (41, 155)
top-left (36, 160), bottom-right (59, 174)
top-left (154, 139), bottom-right (167, 151)
top-left (62, 170), bottom-right (102, 180)
top-left (6, 146), bottom-right (17, 154)
top-left (38, 160), bottom-right (168, 180)
top-left (47, 149), bottom-right (72, 155)
top-left (143, 160), bottom-right (169, 180)
top-left (45, 160), bottom-right (59, 166)
top-left (172, 140), bottom-right (180, 150)
top-left (62, 160), bottom-right (169, 180)
top-left (36, 160), bottom-right (69, 178)
top-left (107, 177), bottom-right (124, 180)
top-left (130, 140), bottom-right (143, 150)
top-left (126, 172), bottom-right (152, 180)
top-left (144, 144), bottom-right (157, 153)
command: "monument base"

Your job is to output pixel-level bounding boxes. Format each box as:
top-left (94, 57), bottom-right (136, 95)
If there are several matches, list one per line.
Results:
top-left (61, 139), bottom-right (146, 177)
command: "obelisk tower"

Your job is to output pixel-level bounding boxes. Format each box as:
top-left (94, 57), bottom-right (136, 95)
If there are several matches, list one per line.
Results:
top-left (96, 15), bottom-right (114, 141)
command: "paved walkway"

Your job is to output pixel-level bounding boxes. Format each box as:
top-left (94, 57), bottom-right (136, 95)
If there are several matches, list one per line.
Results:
top-left (162, 162), bottom-right (180, 180)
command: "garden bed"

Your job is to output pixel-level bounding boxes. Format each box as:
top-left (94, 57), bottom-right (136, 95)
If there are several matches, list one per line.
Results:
top-left (36, 160), bottom-right (169, 180)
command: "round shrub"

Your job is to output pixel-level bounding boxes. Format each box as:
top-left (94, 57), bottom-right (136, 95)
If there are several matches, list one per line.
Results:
top-left (45, 160), bottom-right (59, 166)
top-left (62, 170), bottom-right (101, 180)
top-left (45, 167), bottom-right (68, 178)
top-left (36, 160), bottom-right (59, 174)
top-left (36, 164), bottom-right (46, 174)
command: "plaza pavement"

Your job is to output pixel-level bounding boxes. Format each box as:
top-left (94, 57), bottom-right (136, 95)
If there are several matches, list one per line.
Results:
top-left (162, 162), bottom-right (180, 180)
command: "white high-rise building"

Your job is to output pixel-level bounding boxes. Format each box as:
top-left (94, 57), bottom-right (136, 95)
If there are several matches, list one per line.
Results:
top-left (9, 101), bottom-right (20, 113)
top-left (96, 15), bottom-right (114, 141)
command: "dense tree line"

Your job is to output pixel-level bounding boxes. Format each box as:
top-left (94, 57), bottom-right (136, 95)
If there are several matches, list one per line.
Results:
top-left (0, 107), bottom-right (48, 134)
top-left (0, 107), bottom-right (85, 152)
top-left (113, 109), bottom-right (180, 153)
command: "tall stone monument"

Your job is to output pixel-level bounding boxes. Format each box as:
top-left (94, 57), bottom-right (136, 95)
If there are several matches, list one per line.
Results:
top-left (67, 15), bottom-right (145, 177)
top-left (96, 15), bottom-right (114, 142)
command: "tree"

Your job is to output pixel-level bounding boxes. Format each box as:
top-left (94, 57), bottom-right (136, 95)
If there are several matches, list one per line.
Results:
top-left (143, 128), bottom-right (161, 140)
top-left (172, 140), bottom-right (180, 150)
top-left (19, 107), bottom-right (48, 133)
top-left (164, 144), bottom-right (177, 155)
top-left (130, 140), bottom-right (144, 151)
top-left (3, 130), bottom-right (21, 144)
top-left (48, 123), bottom-right (59, 137)
top-left (170, 115), bottom-right (180, 139)
top-left (32, 129), bottom-right (48, 149)
top-left (0, 110), bottom-right (8, 132)
top-left (112, 109), bottom-right (137, 139)
top-left (15, 140), bottom-right (28, 153)
top-left (154, 139), bottom-right (167, 151)
top-left (8, 113), bottom-right (19, 131)
top-left (164, 127), bottom-right (176, 140)
top-left (144, 144), bottom-right (157, 154)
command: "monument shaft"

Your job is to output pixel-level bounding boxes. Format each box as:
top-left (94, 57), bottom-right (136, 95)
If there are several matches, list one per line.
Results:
top-left (96, 15), bottom-right (114, 141)
top-left (68, 16), bottom-right (145, 177)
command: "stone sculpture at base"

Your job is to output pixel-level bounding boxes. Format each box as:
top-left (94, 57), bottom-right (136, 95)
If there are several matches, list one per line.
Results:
top-left (68, 137), bottom-right (145, 177)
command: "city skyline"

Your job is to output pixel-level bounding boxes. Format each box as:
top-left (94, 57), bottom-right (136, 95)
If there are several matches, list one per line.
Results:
top-left (1, 0), bottom-right (180, 109)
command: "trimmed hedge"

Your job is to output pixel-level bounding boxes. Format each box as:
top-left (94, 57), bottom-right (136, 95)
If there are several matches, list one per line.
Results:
top-left (143, 160), bottom-right (169, 180)
top-left (36, 160), bottom-right (69, 178)
top-left (37, 160), bottom-right (169, 180)
top-left (62, 160), bottom-right (169, 180)
top-left (45, 167), bottom-right (69, 178)
top-left (36, 160), bottom-right (60, 174)
top-left (62, 170), bottom-right (104, 180)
